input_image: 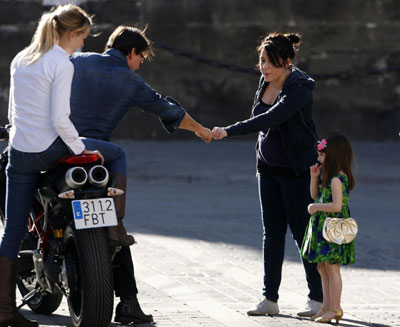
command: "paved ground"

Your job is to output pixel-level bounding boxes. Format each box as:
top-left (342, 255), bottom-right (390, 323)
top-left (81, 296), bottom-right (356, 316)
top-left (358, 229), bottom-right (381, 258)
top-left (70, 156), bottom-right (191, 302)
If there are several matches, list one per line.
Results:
top-left (2, 139), bottom-right (400, 326)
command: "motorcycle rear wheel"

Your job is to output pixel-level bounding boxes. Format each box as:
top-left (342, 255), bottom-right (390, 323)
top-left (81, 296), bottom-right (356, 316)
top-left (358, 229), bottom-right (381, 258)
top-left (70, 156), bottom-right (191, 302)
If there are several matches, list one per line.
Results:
top-left (64, 225), bottom-right (114, 327)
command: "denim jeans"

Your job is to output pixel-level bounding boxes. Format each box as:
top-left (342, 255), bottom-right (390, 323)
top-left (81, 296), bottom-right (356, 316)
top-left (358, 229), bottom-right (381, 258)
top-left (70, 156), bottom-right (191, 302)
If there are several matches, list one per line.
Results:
top-left (258, 170), bottom-right (323, 303)
top-left (81, 137), bottom-right (126, 176)
top-left (0, 137), bottom-right (126, 261)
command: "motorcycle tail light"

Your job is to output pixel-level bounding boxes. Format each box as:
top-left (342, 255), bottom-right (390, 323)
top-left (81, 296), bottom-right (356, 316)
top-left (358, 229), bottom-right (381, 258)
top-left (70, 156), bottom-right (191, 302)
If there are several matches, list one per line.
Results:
top-left (57, 154), bottom-right (100, 165)
top-left (58, 190), bottom-right (75, 199)
top-left (107, 187), bottom-right (124, 196)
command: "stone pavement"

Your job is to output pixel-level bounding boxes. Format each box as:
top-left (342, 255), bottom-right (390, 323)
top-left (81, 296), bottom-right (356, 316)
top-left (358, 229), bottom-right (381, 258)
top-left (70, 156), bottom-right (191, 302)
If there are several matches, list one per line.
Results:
top-left (2, 140), bottom-right (400, 327)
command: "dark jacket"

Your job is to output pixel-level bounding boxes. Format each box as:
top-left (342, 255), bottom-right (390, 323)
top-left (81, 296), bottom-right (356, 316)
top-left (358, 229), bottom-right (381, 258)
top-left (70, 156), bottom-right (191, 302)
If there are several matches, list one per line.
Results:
top-left (224, 68), bottom-right (318, 175)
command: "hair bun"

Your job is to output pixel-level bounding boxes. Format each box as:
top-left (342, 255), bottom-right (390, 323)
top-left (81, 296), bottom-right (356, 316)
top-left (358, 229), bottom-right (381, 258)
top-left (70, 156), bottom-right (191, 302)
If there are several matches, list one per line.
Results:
top-left (286, 33), bottom-right (301, 45)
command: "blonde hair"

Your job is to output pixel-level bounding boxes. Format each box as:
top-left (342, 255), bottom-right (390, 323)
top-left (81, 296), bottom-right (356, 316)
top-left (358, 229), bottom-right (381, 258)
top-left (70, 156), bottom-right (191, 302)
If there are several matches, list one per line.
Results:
top-left (21, 4), bottom-right (92, 65)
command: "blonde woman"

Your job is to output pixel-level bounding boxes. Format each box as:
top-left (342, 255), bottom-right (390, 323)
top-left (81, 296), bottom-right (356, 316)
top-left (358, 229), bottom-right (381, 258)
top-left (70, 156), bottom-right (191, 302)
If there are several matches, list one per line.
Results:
top-left (0, 5), bottom-right (128, 326)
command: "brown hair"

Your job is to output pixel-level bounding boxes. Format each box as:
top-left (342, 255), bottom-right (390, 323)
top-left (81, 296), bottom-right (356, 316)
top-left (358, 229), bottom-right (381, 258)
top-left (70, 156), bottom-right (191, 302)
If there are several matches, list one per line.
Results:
top-left (105, 25), bottom-right (154, 61)
top-left (21, 4), bottom-right (92, 65)
top-left (257, 32), bottom-right (301, 68)
top-left (318, 133), bottom-right (355, 191)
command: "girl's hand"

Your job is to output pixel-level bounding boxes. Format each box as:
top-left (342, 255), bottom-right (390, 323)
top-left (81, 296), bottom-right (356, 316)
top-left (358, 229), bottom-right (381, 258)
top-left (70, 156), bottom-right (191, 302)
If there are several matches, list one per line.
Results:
top-left (308, 203), bottom-right (319, 215)
top-left (310, 163), bottom-right (321, 178)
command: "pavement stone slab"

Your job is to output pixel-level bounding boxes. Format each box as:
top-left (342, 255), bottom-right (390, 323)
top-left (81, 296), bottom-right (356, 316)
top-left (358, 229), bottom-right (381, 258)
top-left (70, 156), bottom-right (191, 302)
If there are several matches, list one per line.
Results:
top-left (0, 140), bottom-right (398, 327)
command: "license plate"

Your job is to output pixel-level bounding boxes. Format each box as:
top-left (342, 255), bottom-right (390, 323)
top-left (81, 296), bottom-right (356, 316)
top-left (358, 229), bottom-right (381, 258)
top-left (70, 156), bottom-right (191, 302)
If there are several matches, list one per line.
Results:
top-left (72, 198), bottom-right (118, 230)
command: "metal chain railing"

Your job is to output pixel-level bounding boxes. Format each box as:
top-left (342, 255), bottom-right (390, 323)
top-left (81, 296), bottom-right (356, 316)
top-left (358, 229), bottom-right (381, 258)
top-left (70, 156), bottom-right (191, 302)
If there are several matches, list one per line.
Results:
top-left (312, 66), bottom-right (400, 80)
top-left (155, 42), bottom-right (259, 76)
top-left (155, 42), bottom-right (400, 80)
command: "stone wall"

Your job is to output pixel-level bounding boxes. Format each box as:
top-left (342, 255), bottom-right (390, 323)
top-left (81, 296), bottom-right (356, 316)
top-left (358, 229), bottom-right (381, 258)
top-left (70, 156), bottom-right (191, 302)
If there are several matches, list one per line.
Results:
top-left (1, 0), bottom-right (399, 140)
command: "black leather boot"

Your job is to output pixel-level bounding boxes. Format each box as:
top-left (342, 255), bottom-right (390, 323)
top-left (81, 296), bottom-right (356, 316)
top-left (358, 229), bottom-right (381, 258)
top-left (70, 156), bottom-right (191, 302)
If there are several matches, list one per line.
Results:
top-left (0, 256), bottom-right (38, 327)
top-left (114, 295), bottom-right (154, 324)
top-left (107, 173), bottom-right (135, 246)
top-left (108, 217), bottom-right (135, 247)
top-left (0, 256), bottom-right (14, 327)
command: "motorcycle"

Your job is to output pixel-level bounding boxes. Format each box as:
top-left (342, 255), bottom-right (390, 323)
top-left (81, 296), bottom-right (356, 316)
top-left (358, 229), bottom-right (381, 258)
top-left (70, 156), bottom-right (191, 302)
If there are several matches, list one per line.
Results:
top-left (0, 125), bottom-right (122, 327)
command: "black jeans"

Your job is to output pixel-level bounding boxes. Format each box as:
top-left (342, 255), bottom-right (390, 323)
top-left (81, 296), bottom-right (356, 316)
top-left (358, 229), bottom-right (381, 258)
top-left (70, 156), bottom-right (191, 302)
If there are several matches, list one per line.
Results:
top-left (258, 170), bottom-right (322, 302)
top-left (113, 246), bottom-right (138, 300)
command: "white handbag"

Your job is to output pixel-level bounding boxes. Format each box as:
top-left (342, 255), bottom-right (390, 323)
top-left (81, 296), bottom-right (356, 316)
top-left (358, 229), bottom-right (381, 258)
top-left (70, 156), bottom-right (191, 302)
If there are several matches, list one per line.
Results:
top-left (322, 217), bottom-right (358, 245)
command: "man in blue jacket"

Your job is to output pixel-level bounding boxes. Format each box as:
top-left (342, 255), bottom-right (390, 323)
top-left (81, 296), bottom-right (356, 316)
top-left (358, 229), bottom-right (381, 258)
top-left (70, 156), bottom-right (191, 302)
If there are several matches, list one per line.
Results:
top-left (70, 25), bottom-right (212, 325)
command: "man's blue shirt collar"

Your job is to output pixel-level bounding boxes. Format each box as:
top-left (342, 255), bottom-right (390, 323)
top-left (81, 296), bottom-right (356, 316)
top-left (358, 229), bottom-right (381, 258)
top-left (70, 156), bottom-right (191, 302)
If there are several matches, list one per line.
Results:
top-left (104, 48), bottom-right (128, 66)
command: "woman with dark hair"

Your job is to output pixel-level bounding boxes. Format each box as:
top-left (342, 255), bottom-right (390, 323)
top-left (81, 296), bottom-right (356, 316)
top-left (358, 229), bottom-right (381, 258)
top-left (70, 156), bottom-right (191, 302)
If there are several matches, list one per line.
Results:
top-left (212, 33), bottom-right (323, 316)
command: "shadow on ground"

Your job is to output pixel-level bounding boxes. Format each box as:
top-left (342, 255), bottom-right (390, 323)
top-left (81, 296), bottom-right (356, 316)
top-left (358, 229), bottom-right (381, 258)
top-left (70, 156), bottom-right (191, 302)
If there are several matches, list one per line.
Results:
top-left (120, 140), bottom-right (400, 272)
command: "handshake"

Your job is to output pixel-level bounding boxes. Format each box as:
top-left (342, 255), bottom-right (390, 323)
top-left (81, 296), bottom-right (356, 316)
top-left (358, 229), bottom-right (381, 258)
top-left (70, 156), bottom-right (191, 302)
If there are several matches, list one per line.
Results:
top-left (195, 126), bottom-right (227, 143)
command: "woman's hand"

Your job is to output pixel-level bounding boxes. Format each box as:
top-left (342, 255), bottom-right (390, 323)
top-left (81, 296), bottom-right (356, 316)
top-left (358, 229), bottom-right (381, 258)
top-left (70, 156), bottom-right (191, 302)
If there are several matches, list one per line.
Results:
top-left (212, 127), bottom-right (227, 140)
top-left (310, 163), bottom-right (321, 178)
top-left (82, 149), bottom-right (104, 165)
top-left (307, 203), bottom-right (319, 215)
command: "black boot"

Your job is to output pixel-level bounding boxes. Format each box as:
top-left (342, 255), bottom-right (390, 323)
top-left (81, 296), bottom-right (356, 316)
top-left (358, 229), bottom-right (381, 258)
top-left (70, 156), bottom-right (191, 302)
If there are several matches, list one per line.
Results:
top-left (0, 256), bottom-right (14, 327)
top-left (107, 173), bottom-right (135, 247)
top-left (0, 256), bottom-right (38, 327)
top-left (108, 217), bottom-right (135, 247)
top-left (114, 295), bottom-right (154, 324)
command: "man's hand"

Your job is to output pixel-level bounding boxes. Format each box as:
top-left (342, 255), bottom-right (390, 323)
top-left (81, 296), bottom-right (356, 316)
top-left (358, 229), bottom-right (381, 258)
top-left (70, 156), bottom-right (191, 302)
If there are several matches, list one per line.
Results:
top-left (212, 127), bottom-right (227, 140)
top-left (195, 127), bottom-right (212, 143)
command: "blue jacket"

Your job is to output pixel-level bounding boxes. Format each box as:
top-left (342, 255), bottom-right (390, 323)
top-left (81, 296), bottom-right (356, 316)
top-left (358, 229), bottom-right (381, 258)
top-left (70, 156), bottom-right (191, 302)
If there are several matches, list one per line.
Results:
top-left (69, 49), bottom-right (186, 141)
top-left (224, 68), bottom-right (318, 175)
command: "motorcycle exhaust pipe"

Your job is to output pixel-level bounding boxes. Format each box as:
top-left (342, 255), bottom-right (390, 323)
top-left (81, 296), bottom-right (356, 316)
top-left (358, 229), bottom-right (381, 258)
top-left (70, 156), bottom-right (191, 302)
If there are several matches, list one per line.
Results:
top-left (88, 165), bottom-right (109, 187)
top-left (65, 167), bottom-right (88, 189)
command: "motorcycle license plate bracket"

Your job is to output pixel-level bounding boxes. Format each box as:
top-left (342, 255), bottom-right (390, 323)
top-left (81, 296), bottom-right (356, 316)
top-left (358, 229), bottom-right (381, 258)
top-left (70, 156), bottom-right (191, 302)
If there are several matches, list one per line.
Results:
top-left (72, 198), bottom-right (117, 230)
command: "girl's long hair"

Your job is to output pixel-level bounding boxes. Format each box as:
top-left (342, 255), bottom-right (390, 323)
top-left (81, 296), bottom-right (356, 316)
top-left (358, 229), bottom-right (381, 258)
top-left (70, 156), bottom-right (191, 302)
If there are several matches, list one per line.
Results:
top-left (20, 4), bottom-right (92, 65)
top-left (319, 133), bottom-right (355, 190)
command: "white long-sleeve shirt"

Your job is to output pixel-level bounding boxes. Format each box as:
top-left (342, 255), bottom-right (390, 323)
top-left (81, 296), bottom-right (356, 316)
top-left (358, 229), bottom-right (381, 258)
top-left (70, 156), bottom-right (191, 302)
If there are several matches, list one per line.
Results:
top-left (8, 44), bottom-right (85, 154)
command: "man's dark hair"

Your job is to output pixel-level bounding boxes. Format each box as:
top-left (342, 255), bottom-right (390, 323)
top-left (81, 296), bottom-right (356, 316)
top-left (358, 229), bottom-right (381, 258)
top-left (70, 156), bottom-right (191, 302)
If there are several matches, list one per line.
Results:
top-left (106, 25), bottom-right (154, 60)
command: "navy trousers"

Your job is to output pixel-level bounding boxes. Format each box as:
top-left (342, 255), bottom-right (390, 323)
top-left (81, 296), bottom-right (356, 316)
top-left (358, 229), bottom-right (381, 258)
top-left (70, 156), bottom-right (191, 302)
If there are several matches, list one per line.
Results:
top-left (258, 170), bottom-right (323, 302)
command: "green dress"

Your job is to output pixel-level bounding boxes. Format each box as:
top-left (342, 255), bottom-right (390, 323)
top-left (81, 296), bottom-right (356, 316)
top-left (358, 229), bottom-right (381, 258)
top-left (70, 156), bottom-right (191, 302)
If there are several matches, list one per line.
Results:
top-left (301, 174), bottom-right (355, 265)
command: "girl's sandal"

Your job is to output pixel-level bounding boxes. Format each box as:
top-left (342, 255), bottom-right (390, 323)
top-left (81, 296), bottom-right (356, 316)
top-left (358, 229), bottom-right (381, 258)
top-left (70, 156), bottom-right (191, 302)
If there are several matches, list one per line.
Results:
top-left (310, 308), bottom-right (328, 321)
top-left (315, 308), bottom-right (343, 324)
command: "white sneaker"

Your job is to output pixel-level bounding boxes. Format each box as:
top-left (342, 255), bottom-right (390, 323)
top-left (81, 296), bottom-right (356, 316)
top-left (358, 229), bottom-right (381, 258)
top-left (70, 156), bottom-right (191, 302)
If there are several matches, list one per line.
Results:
top-left (247, 298), bottom-right (279, 316)
top-left (297, 299), bottom-right (322, 317)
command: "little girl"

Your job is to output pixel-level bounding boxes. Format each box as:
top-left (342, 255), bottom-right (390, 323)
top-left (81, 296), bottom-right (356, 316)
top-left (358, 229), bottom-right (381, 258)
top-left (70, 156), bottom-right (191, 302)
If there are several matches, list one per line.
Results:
top-left (301, 133), bottom-right (355, 324)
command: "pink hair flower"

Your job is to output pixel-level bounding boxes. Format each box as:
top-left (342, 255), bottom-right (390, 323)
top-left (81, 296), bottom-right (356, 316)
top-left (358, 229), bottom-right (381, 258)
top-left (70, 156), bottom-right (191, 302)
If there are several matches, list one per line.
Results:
top-left (317, 138), bottom-right (327, 151)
